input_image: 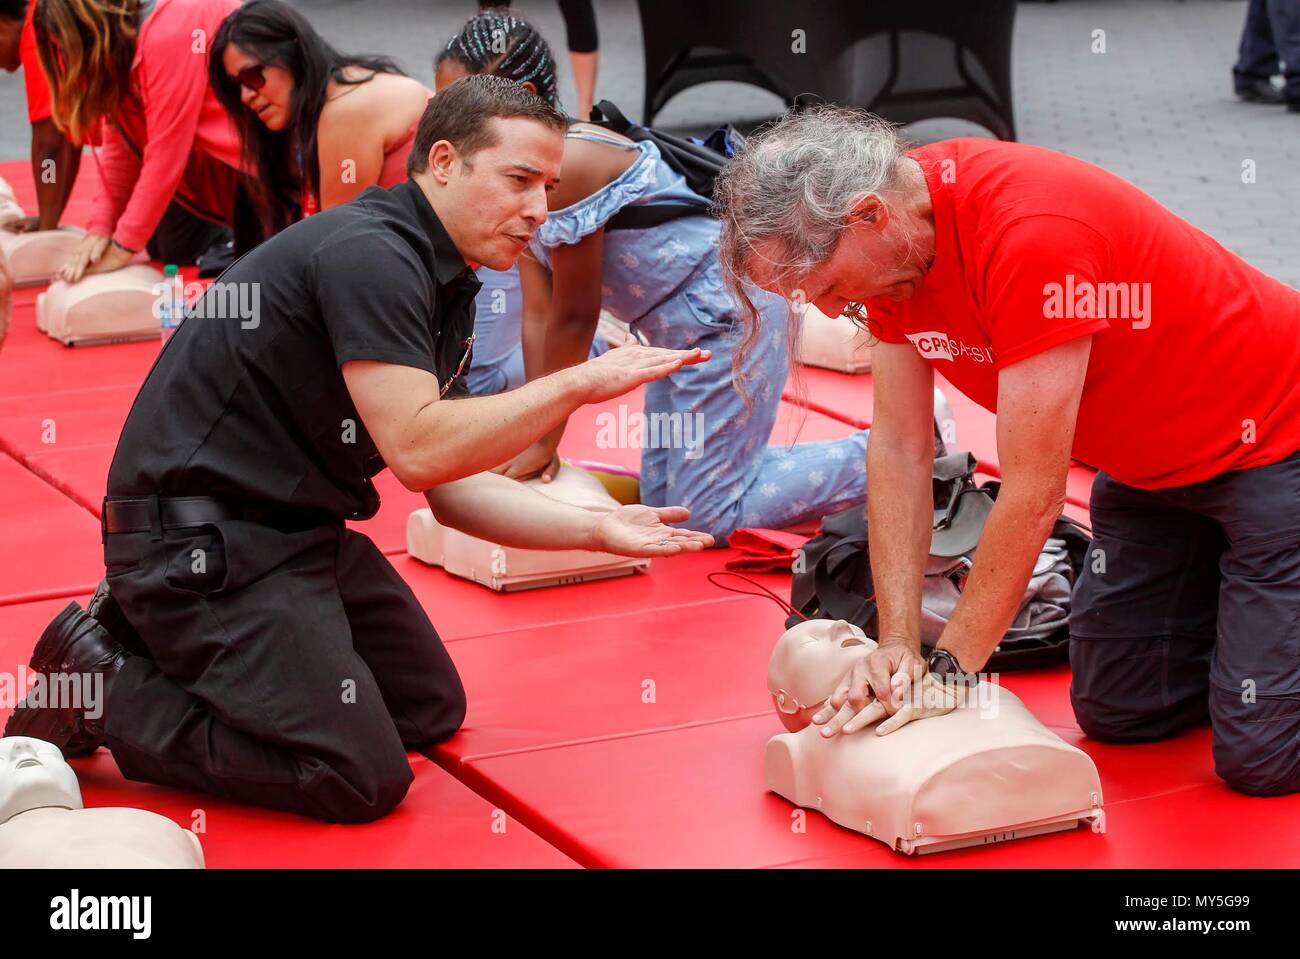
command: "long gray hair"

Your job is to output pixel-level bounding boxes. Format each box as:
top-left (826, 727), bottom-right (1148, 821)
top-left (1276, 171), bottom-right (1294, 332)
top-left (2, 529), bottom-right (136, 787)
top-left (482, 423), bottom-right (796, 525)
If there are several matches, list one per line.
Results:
top-left (713, 106), bottom-right (910, 400)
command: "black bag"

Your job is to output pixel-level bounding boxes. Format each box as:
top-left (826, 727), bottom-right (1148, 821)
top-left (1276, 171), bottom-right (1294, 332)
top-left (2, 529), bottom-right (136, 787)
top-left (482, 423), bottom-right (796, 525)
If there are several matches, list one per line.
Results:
top-left (586, 100), bottom-right (744, 231)
top-left (787, 451), bottom-right (1092, 671)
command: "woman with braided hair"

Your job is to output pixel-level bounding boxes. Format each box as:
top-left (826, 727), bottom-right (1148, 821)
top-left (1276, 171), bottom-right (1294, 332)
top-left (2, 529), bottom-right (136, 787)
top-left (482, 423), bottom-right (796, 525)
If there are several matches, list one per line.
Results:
top-left (436, 12), bottom-right (876, 544)
top-left (209, 0), bottom-right (433, 236)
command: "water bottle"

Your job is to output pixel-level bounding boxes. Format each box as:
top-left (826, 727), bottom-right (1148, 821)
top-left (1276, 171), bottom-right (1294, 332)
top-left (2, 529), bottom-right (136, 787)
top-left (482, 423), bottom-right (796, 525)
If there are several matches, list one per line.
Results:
top-left (158, 264), bottom-right (185, 344)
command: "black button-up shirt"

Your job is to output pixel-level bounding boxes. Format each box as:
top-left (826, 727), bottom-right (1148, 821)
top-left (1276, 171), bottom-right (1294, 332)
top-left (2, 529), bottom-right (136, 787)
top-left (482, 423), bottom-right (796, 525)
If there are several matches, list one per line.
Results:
top-left (107, 180), bottom-right (483, 521)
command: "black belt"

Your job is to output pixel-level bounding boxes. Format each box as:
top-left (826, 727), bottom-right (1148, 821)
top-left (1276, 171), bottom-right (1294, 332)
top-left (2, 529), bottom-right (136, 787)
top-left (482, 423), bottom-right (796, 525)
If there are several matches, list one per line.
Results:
top-left (101, 495), bottom-right (243, 543)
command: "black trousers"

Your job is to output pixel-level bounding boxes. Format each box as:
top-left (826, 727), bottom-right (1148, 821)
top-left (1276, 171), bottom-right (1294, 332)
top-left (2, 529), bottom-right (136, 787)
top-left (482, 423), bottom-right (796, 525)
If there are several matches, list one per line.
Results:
top-left (102, 515), bottom-right (466, 823)
top-left (1069, 449), bottom-right (1300, 797)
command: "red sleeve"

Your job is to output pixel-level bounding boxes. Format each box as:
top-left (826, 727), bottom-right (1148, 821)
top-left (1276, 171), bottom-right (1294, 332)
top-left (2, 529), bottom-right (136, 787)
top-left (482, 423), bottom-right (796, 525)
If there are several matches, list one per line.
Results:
top-left (19, 12), bottom-right (51, 124)
top-left (864, 297), bottom-right (908, 344)
top-left (85, 123), bottom-right (141, 239)
top-left (982, 215), bottom-right (1113, 369)
top-left (103, 30), bottom-right (213, 252)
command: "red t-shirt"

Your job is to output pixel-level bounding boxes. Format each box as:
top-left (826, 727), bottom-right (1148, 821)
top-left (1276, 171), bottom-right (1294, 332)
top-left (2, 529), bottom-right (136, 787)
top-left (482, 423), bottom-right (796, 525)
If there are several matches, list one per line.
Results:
top-left (866, 139), bottom-right (1300, 490)
top-left (20, 0), bottom-right (50, 124)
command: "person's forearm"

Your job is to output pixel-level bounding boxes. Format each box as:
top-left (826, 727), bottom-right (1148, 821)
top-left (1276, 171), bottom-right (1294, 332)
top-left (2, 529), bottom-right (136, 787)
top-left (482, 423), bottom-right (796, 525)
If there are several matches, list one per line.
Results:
top-left (425, 470), bottom-right (599, 548)
top-left (533, 311), bottom-right (601, 449)
top-left (866, 431), bottom-right (934, 649)
top-left (937, 482), bottom-right (1063, 671)
top-left (403, 364), bottom-right (590, 488)
top-left (31, 124), bottom-right (81, 230)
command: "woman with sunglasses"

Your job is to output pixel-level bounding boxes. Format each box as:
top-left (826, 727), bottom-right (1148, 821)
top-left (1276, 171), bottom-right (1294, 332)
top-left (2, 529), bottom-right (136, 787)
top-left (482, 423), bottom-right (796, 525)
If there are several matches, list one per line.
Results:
top-left (36, 0), bottom-right (246, 283)
top-left (209, 0), bottom-right (432, 240)
top-left (438, 12), bottom-right (874, 543)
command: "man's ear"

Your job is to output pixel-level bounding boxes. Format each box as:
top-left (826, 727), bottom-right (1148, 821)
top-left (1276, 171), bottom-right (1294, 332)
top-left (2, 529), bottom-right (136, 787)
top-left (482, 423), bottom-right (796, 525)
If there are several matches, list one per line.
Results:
top-left (425, 139), bottom-right (460, 185)
top-left (848, 194), bottom-right (888, 232)
top-left (521, 80), bottom-right (538, 97)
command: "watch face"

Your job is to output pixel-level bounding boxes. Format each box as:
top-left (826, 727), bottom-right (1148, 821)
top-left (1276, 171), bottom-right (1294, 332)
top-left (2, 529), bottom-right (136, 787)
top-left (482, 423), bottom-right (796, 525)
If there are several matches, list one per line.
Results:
top-left (929, 651), bottom-right (958, 679)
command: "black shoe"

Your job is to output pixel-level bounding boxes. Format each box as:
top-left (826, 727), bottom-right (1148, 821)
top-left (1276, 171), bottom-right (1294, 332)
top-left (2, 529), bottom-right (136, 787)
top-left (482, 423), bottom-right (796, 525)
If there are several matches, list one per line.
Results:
top-left (2, 602), bottom-right (128, 758)
top-left (86, 579), bottom-right (149, 658)
top-left (1235, 76), bottom-right (1285, 103)
top-left (1288, 99), bottom-right (1300, 113)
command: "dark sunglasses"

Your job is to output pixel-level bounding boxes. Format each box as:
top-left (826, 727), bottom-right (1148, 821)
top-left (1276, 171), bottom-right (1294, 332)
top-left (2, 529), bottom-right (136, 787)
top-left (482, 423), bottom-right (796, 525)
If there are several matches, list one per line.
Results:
top-left (234, 63), bottom-right (268, 94)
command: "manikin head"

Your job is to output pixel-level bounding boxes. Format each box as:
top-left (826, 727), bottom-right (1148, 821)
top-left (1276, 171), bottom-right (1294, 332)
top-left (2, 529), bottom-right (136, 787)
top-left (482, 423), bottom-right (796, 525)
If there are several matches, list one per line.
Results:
top-left (407, 74), bottom-right (565, 272)
top-left (767, 619), bottom-right (876, 733)
top-left (0, 736), bottom-right (84, 824)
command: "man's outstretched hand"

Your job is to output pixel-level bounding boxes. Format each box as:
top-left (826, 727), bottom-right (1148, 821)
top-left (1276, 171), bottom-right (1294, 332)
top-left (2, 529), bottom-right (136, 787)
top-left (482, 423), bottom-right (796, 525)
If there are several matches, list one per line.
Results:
top-left (574, 333), bottom-right (711, 405)
top-left (591, 504), bottom-right (714, 556)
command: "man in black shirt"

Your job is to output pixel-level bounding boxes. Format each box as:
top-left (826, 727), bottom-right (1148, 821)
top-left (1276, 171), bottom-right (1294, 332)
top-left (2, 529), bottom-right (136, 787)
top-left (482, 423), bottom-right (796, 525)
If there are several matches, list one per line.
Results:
top-left (6, 76), bottom-right (712, 822)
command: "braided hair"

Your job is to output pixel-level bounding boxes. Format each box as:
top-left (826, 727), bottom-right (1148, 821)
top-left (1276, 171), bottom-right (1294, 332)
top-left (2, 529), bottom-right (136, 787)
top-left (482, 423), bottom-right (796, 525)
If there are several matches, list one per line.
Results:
top-left (438, 9), bottom-right (560, 108)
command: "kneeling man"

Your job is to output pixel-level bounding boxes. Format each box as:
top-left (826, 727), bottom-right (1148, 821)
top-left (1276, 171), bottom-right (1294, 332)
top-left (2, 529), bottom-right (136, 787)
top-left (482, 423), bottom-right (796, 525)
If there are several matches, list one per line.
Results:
top-left (6, 76), bottom-right (712, 822)
top-left (716, 107), bottom-right (1300, 796)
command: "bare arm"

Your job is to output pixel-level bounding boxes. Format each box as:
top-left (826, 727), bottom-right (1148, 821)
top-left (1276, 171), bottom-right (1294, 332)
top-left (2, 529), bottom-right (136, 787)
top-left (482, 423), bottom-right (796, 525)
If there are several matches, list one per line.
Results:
top-left (317, 108), bottom-right (386, 210)
top-left (499, 229), bottom-right (606, 480)
top-left (424, 469), bottom-right (711, 554)
top-left (342, 340), bottom-right (708, 491)
top-left (936, 335), bottom-right (1091, 671)
top-left (867, 341), bottom-right (939, 650)
top-left (30, 119), bottom-right (82, 231)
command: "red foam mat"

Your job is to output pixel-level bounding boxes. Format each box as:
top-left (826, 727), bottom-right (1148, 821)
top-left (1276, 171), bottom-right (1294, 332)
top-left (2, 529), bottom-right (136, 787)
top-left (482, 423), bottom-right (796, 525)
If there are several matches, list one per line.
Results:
top-left (449, 708), bottom-right (1300, 868)
top-left (0, 455), bottom-right (103, 604)
top-left (400, 544), bottom-right (792, 643)
top-left (0, 595), bottom-right (575, 867)
top-left (434, 594), bottom-right (788, 763)
top-left (67, 750), bottom-right (577, 868)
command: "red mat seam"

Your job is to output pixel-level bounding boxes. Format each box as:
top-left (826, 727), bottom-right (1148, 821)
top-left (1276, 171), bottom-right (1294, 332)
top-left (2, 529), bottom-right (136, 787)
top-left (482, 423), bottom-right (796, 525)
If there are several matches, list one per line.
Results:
top-left (428, 751), bottom-right (606, 868)
top-left (0, 441), bottom-right (102, 517)
top-left (437, 591), bottom-right (771, 645)
top-left (440, 708), bottom-right (775, 765)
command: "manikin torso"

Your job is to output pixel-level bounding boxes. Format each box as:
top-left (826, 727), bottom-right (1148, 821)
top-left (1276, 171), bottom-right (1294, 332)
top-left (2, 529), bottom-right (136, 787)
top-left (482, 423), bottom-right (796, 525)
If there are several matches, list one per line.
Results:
top-left (0, 737), bottom-right (205, 868)
top-left (0, 226), bottom-right (87, 286)
top-left (37, 264), bottom-right (167, 344)
top-left (765, 620), bottom-right (1103, 854)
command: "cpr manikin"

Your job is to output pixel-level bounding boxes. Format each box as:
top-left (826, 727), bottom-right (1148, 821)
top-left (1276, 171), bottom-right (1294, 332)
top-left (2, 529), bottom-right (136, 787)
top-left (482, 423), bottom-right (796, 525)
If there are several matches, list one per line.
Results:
top-left (765, 620), bottom-right (1104, 854)
top-left (0, 177), bottom-right (23, 228)
top-left (0, 736), bottom-right (205, 868)
top-left (0, 225), bottom-right (87, 287)
top-left (37, 264), bottom-right (168, 345)
top-left (795, 305), bottom-right (873, 374)
top-left (408, 464), bottom-right (649, 590)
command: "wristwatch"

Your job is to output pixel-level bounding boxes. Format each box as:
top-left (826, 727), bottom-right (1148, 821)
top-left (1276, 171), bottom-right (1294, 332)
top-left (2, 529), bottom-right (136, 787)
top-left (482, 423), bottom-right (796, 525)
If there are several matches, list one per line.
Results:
top-left (927, 648), bottom-right (972, 683)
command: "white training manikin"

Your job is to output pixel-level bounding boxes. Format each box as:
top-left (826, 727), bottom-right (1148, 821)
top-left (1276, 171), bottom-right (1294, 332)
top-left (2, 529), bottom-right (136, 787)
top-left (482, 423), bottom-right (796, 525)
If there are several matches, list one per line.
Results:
top-left (37, 264), bottom-right (167, 346)
top-left (0, 736), bottom-right (205, 868)
top-left (795, 305), bottom-right (873, 374)
top-left (408, 464), bottom-right (650, 591)
top-left (0, 225), bottom-right (87, 287)
top-left (764, 619), bottom-right (1104, 855)
top-left (0, 176), bottom-right (24, 227)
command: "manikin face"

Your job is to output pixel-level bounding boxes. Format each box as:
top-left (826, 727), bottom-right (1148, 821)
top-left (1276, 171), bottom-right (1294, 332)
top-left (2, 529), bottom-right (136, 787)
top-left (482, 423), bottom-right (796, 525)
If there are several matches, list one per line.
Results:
top-left (0, 736), bottom-right (83, 824)
top-left (767, 620), bottom-right (876, 733)
top-left (221, 43), bottom-right (295, 132)
top-left (419, 115), bottom-right (562, 272)
top-left (746, 194), bottom-right (932, 320)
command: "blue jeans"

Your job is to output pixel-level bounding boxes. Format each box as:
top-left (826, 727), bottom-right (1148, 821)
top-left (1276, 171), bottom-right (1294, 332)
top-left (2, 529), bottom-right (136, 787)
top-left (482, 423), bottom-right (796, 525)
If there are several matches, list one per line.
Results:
top-left (634, 261), bottom-right (869, 543)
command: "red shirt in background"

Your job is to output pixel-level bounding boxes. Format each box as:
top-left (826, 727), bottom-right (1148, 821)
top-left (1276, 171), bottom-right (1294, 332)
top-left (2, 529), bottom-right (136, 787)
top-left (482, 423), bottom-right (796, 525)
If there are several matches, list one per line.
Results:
top-left (19, 1), bottom-right (100, 143)
top-left (866, 138), bottom-right (1300, 490)
top-left (85, 0), bottom-right (242, 252)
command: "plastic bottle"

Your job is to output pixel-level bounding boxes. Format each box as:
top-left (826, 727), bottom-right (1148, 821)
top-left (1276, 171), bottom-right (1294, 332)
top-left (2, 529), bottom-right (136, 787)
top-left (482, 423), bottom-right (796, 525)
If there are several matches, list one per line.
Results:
top-left (158, 264), bottom-right (185, 344)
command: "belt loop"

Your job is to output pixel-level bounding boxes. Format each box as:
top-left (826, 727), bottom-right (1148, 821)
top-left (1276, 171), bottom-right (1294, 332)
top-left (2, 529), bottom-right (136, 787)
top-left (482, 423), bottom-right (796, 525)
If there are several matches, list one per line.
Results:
top-left (147, 494), bottom-right (163, 542)
top-left (100, 497), bottom-right (109, 545)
